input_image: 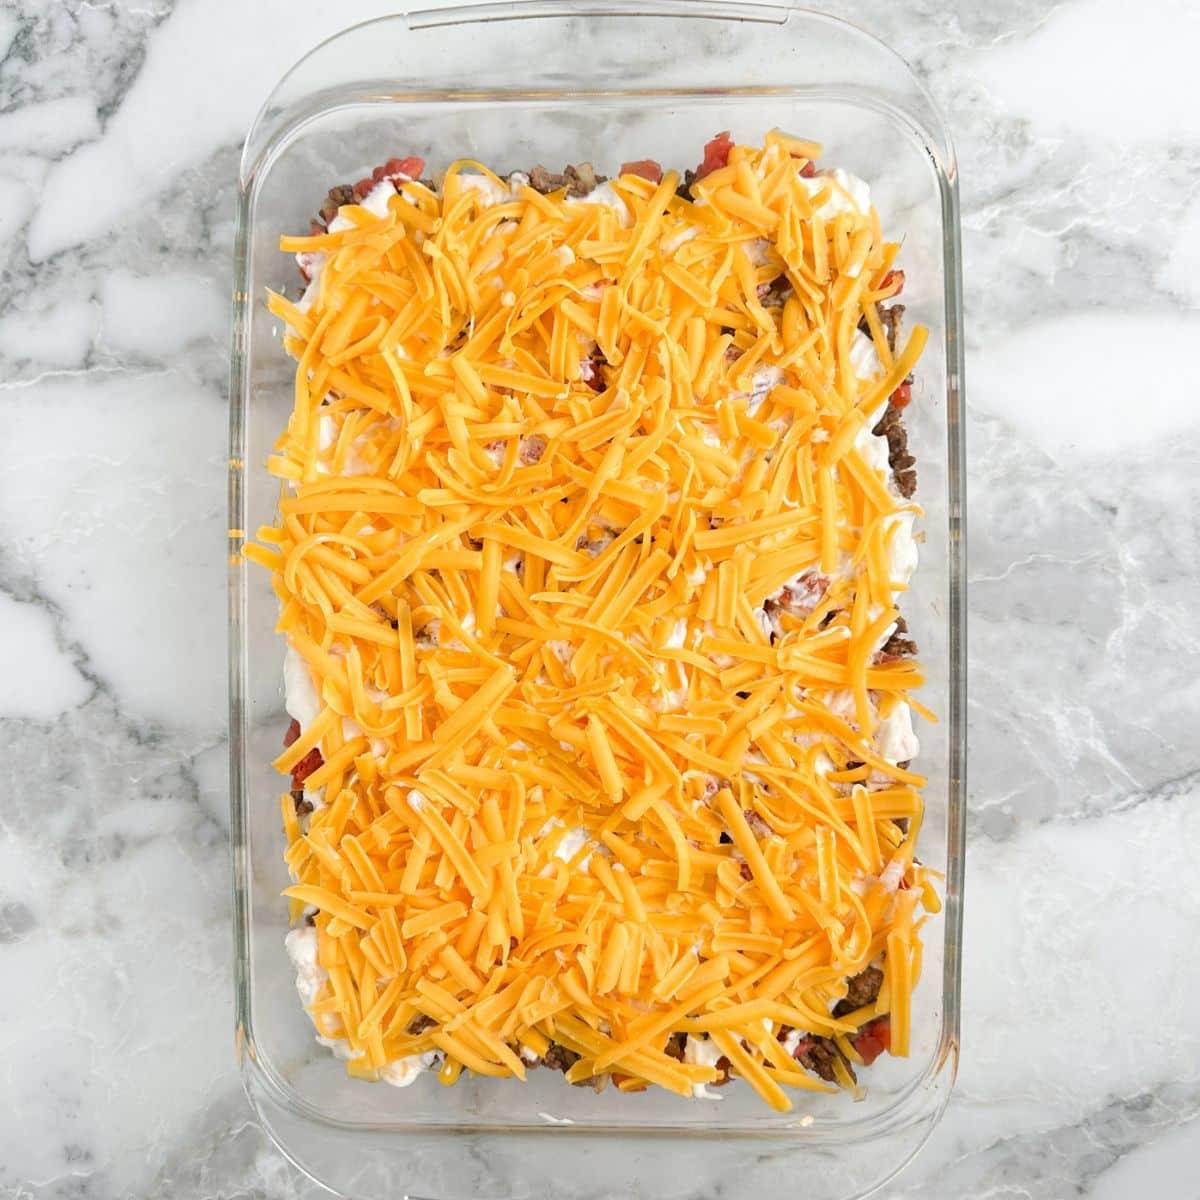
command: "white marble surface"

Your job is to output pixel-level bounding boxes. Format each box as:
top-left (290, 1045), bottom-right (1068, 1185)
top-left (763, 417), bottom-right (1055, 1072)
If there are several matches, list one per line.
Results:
top-left (2, 0), bottom-right (1198, 1196)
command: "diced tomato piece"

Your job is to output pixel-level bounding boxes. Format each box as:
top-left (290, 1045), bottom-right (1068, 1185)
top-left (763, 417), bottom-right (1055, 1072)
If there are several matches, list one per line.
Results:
top-left (880, 268), bottom-right (905, 296)
top-left (283, 718), bottom-right (301, 748)
top-left (620, 159), bottom-right (663, 184)
top-left (694, 131), bottom-right (735, 182)
top-left (891, 381), bottom-right (913, 409)
top-left (383, 156), bottom-right (425, 182)
top-left (853, 1017), bottom-right (891, 1066)
top-left (356, 158), bottom-right (424, 201)
top-left (799, 160), bottom-right (817, 178)
top-left (291, 747), bottom-right (324, 787)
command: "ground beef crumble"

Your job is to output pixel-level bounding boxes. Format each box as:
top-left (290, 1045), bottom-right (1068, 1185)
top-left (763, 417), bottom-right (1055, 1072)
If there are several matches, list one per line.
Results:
top-left (541, 1042), bottom-right (581, 1073)
top-left (873, 402), bottom-right (917, 499)
top-left (870, 300), bottom-right (918, 497)
top-left (880, 301), bottom-right (905, 353)
top-left (528, 162), bottom-right (607, 197)
top-left (796, 1036), bottom-right (853, 1084)
top-left (318, 183), bottom-right (355, 224)
top-left (879, 615), bottom-right (918, 659)
top-left (833, 965), bottom-right (884, 1016)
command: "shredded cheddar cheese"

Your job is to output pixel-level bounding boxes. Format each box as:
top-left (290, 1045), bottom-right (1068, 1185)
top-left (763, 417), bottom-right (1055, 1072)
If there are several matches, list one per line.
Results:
top-left (248, 133), bottom-right (938, 1110)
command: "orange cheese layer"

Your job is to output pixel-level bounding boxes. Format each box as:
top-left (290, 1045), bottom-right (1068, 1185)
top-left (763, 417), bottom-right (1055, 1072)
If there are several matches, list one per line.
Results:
top-left (249, 133), bottom-right (936, 1111)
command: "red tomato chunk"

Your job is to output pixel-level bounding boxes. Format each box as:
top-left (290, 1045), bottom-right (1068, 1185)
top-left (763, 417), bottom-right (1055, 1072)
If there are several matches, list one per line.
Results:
top-left (620, 159), bottom-right (664, 184)
top-left (694, 131), bottom-right (734, 181)
top-left (291, 747), bottom-right (324, 788)
top-left (853, 1017), bottom-right (891, 1066)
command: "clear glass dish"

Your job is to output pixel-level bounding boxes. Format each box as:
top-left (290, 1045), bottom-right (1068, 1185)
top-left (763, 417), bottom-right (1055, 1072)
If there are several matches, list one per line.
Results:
top-left (227, 4), bottom-right (966, 1196)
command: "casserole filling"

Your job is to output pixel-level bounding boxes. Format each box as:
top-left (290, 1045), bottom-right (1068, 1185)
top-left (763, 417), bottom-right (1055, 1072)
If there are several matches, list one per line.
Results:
top-left (247, 133), bottom-right (937, 1110)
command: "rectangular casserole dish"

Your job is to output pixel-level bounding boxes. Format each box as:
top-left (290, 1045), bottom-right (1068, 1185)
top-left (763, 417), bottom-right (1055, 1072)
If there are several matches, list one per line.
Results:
top-left (228, 4), bottom-right (966, 1197)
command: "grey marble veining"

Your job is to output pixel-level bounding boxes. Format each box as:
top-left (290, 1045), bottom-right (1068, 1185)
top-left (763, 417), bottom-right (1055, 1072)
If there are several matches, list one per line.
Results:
top-left (1, 0), bottom-right (1198, 1196)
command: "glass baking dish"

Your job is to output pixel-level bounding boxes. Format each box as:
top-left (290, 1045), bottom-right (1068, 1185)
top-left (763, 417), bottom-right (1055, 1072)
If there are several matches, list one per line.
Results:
top-left (227, 3), bottom-right (966, 1196)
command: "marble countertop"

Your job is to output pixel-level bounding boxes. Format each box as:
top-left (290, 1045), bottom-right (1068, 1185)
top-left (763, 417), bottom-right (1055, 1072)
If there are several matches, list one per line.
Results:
top-left (2, 0), bottom-right (1198, 1196)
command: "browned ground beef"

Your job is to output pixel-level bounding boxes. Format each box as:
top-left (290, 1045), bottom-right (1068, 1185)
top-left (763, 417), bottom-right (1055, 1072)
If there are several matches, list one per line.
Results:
top-left (873, 403), bottom-right (917, 498)
top-left (797, 1036), bottom-right (854, 1084)
top-left (528, 163), bottom-right (606, 197)
top-left (872, 301), bottom-right (918, 497)
top-left (881, 302), bottom-right (905, 353)
top-left (540, 1040), bottom-right (611, 1092)
top-left (316, 162), bottom-right (611, 232)
top-left (880, 615), bottom-right (918, 658)
top-left (833, 965), bottom-right (885, 1016)
top-left (318, 184), bottom-right (355, 224)
top-left (541, 1042), bottom-right (581, 1073)
top-left (759, 273), bottom-right (793, 307)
